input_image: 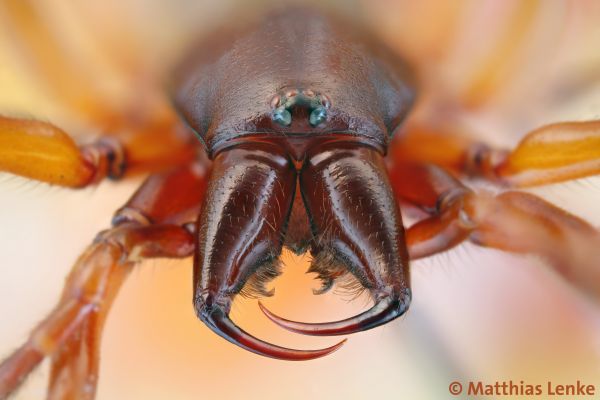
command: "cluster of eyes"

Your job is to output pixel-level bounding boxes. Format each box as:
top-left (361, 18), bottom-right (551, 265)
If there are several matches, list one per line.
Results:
top-left (270, 89), bottom-right (331, 127)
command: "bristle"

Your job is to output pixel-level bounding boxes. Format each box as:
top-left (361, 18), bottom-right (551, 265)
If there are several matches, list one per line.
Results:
top-left (307, 250), bottom-right (367, 299)
top-left (239, 257), bottom-right (283, 299)
top-left (333, 273), bottom-right (367, 301)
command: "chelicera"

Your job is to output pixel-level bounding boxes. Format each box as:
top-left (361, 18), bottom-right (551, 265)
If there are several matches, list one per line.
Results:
top-left (1, 6), bottom-right (600, 400)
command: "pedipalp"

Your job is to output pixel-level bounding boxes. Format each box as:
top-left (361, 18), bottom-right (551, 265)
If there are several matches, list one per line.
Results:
top-left (391, 119), bottom-right (600, 187)
top-left (388, 162), bottom-right (600, 299)
top-left (0, 161), bottom-right (208, 399)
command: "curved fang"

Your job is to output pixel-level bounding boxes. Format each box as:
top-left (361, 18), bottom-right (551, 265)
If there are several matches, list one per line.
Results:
top-left (200, 306), bottom-right (346, 360)
top-left (258, 293), bottom-right (411, 336)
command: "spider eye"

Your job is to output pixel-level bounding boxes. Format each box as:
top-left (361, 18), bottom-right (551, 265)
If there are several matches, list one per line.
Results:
top-left (272, 107), bottom-right (292, 126)
top-left (270, 89), bottom-right (330, 127)
top-left (309, 105), bottom-right (327, 126)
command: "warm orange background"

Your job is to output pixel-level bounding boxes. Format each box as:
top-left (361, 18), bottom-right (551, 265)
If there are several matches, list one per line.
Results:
top-left (0, 1), bottom-right (599, 399)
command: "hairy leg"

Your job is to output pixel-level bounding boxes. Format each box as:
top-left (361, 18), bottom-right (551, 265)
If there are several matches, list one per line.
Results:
top-left (0, 1), bottom-right (198, 188)
top-left (391, 119), bottom-right (600, 187)
top-left (0, 116), bottom-right (197, 187)
top-left (388, 162), bottom-right (600, 299)
top-left (0, 161), bottom-right (208, 399)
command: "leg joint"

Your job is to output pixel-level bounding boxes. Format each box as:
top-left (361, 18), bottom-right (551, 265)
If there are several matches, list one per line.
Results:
top-left (81, 137), bottom-right (126, 182)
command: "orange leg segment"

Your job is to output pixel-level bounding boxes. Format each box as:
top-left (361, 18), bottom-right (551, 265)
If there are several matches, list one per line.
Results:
top-left (392, 119), bottom-right (600, 187)
top-left (0, 115), bottom-right (198, 188)
top-left (495, 120), bottom-right (600, 186)
top-left (0, 117), bottom-right (97, 187)
top-left (0, 161), bottom-right (208, 399)
top-left (388, 162), bottom-right (600, 299)
top-left (0, 0), bottom-right (199, 188)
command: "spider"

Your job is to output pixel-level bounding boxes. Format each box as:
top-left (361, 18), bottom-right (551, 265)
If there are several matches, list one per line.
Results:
top-left (1, 2), bottom-right (600, 399)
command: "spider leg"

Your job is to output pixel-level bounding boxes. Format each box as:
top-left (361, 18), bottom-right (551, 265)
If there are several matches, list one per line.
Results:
top-left (0, 115), bottom-right (197, 187)
top-left (391, 119), bottom-right (600, 187)
top-left (0, 161), bottom-right (208, 399)
top-left (388, 162), bottom-right (600, 299)
top-left (0, 1), bottom-right (199, 188)
top-left (0, 224), bottom-right (193, 400)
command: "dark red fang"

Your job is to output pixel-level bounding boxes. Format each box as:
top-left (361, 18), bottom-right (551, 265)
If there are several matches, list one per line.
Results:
top-left (258, 293), bottom-right (410, 336)
top-left (199, 306), bottom-right (346, 361)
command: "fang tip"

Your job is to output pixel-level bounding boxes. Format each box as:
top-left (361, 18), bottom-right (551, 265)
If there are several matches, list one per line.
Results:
top-left (258, 293), bottom-right (410, 336)
top-left (200, 305), bottom-right (345, 361)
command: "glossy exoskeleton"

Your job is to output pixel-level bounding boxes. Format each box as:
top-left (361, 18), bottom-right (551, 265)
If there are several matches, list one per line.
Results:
top-left (1, 5), bottom-right (600, 400)
top-left (172, 8), bottom-right (414, 359)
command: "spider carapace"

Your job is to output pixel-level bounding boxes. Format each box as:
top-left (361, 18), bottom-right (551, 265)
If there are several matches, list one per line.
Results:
top-left (1, 7), bottom-right (599, 400)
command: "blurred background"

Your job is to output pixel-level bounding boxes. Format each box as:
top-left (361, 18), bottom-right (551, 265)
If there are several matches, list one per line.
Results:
top-left (0, 0), bottom-right (599, 399)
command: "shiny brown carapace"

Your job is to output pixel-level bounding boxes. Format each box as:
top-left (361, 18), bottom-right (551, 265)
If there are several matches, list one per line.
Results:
top-left (1, 5), bottom-right (600, 400)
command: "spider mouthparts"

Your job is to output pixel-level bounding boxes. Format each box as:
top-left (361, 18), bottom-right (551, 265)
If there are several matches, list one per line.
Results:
top-left (199, 305), bottom-right (346, 361)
